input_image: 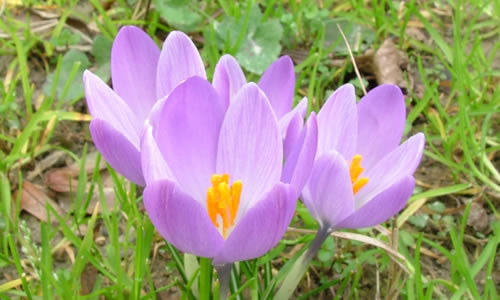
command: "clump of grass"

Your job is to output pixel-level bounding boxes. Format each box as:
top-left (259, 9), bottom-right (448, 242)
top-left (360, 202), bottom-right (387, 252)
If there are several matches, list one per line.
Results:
top-left (0, 0), bottom-right (498, 299)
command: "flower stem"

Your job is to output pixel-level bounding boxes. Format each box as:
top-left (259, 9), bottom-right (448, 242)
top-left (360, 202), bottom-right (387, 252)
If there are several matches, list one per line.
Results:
top-left (274, 225), bottom-right (331, 300)
top-left (199, 257), bottom-right (213, 300)
top-left (215, 263), bottom-right (233, 300)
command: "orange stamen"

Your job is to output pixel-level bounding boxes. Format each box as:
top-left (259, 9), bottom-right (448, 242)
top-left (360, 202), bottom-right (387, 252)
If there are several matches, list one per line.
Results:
top-left (206, 174), bottom-right (242, 239)
top-left (349, 155), bottom-right (369, 194)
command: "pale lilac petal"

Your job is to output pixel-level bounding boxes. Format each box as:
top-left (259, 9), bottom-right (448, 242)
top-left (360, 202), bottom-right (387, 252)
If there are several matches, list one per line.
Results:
top-left (355, 133), bottom-right (425, 208)
top-left (212, 183), bottom-right (296, 265)
top-left (281, 98), bottom-right (308, 159)
top-left (144, 180), bottom-right (224, 257)
top-left (317, 84), bottom-right (357, 160)
top-left (155, 77), bottom-right (225, 203)
top-left (278, 97), bottom-right (307, 138)
top-left (258, 56), bottom-right (295, 119)
top-left (216, 83), bottom-right (282, 216)
top-left (84, 70), bottom-right (141, 147)
top-left (156, 31), bottom-right (206, 99)
top-left (111, 26), bottom-right (160, 122)
top-left (147, 97), bottom-right (166, 132)
top-left (90, 119), bottom-right (144, 186)
top-left (301, 151), bottom-right (355, 228)
top-left (356, 84), bottom-right (406, 170)
top-left (336, 176), bottom-right (415, 228)
top-left (212, 54), bottom-right (246, 109)
top-left (140, 125), bottom-right (175, 185)
top-left (283, 112), bottom-right (304, 160)
top-left (281, 113), bottom-right (318, 193)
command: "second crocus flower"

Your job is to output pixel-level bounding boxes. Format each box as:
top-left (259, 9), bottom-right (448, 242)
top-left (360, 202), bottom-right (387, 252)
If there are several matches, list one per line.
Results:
top-left (302, 84), bottom-right (425, 230)
top-left (276, 84), bottom-right (425, 299)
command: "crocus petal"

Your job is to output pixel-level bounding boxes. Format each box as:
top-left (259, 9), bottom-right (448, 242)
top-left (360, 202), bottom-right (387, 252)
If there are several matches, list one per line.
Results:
top-left (355, 133), bottom-right (425, 209)
top-left (283, 112), bottom-right (304, 160)
top-left (156, 31), bottom-right (206, 99)
top-left (90, 119), bottom-right (144, 186)
top-left (317, 84), bottom-right (357, 160)
top-left (84, 70), bottom-right (141, 146)
top-left (144, 180), bottom-right (224, 257)
top-left (336, 176), bottom-right (415, 228)
top-left (301, 151), bottom-right (355, 228)
top-left (212, 54), bottom-right (247, 109)
top-left (216, 83), bottom-right (283, 217)
top-left (147, 97), bottom-right (166, 132)
top-left (282, 113), bottom-right (318, 193)
top-left (140, 125), bottom-right (175, 185)
top-left (258, 56), bottom-right (295, 119)
top-left (111, 26), bottom-right (160, 122)
top-left (212, 183), bottom-right (296, 265)
top-left (356, 84), bottom-right (406, 170)
top-left (278, 97), bottom-right (308, 138)
top-left (155, 77), bottom-right (225, 203)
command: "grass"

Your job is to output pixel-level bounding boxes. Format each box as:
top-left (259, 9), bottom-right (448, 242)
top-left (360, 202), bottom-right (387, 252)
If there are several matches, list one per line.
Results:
top-left (0, 0), bottom-right (499, 299)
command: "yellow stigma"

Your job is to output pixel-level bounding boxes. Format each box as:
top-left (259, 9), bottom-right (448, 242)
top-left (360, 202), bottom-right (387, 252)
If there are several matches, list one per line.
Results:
top-left (349, 154), bottom-right (369, 194)
top-left (206, 174), bottom-right (242, 239)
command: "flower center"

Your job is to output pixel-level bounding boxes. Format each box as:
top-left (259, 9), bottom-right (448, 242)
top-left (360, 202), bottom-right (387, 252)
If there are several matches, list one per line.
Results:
top-left (206, 174), bottom-right (242, 239)
top-left (349, 154), bottom-right (369, 194)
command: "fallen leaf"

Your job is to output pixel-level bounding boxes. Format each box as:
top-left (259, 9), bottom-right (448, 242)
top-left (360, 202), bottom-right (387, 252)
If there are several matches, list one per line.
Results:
top-left (56, 176), bottom-right (115, 214)
top-left (44, 150), bottom-right (107, 192)
top-left (45, 168), bottom-right (79, 193)
top-left (373, 39), bottom-right (408, 89)
top-left (13, 181), bottom-right (64, 222)
top-left (27, 150), bottom-right (68, 180)
top-left (467, 202), bottom-right (489, 232)
top-left (80, 264), bottom-right (98, 295)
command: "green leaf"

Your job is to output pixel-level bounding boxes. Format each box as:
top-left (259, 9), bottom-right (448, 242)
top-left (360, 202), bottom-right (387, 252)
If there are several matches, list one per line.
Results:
top-left (50, 28), bottom-right (81, 47)
top-left (154, 0), bottom-right (201, 32)
top-left (43, 50), bottom-right (90, 102)
top-left (409, 214), bottom-right (429, 228)
top-left (236, 18), bottom-right (283, 74)
top-left (296, 206), bottom-right (318, 229)
top-left (91, 35), bottom-right (112, 65)
top-left (214, 5), bottom-right (284, 74)
top-left (318, 249), bottom-right (333, 262)
top-left (399, 230), bottom-right (416, 246)
top-left (427, 201), bottom-right (446, 213)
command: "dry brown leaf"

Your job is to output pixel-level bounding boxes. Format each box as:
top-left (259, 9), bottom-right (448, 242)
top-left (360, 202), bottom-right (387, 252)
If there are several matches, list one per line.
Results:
top-left (27, 150), bottom-right (67, 181)
top-left (373, 39), bottom-right (408, 89)
top-left (13, 181), bottom-right (64, 222)
top-left (467, 202), bottom-right (489, 232)
top-left (44, 151), bottom-right (108, 193)
top-left (80, 264), bottom-right (98, 295)
top-left (56, 178), bottom-right (115, 214)
top-left (45, 168), bottom-right (79, 193)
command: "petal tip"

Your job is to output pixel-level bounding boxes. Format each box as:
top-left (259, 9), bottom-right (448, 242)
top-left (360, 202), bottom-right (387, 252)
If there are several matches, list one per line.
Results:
top-left (117, 25), bottom-right (142, 35)
top-left (166, 30), bottom-right (190, 42)
top-left (342, 83), bottom-right (356, 93)
top-left (82, 69), bottom-right (94, 82)
top-left (278, 55), bottom-right (293, 67)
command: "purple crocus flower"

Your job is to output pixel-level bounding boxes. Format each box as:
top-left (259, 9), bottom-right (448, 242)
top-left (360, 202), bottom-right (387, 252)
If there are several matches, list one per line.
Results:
top-left (83, 26), bottom-right (204, 186)
top-left (276, 84), bottom-right (425, 299)
top-left (84, 26), bottom-right (298, 186)
top-left (302, 84), bottom-right (425, 230)
top-left (140, 76), bottom-right (317, 265)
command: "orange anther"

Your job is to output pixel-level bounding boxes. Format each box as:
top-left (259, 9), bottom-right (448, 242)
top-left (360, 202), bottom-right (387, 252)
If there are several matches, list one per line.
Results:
top-left (349, 155), bottom-right (369, 195)
top-left (206, 174), bottom-right (242, 239)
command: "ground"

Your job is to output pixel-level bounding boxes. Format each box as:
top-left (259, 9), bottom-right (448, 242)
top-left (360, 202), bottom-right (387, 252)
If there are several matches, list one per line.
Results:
top-left (0, 0), bottom-right (499, 299)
